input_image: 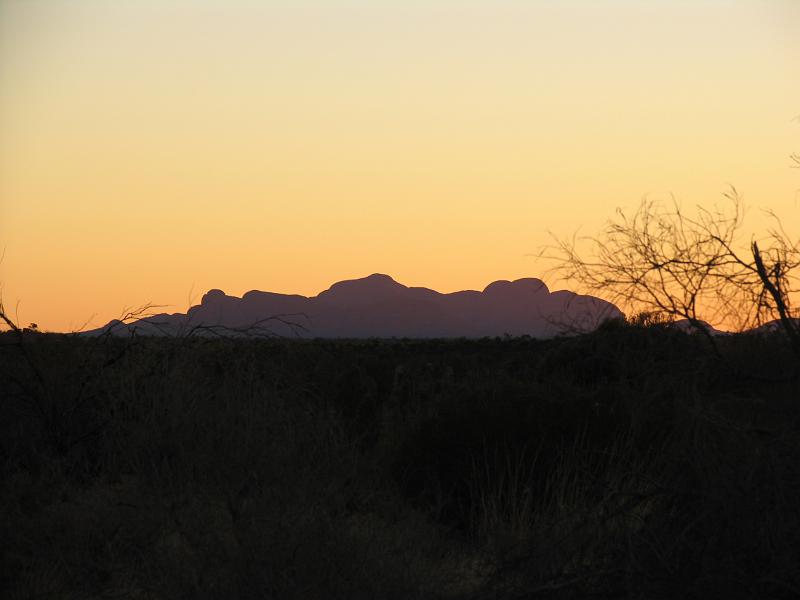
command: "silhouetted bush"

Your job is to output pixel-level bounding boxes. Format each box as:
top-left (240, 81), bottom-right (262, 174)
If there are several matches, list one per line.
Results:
top-left (2, 327), bottom-right (800, 598)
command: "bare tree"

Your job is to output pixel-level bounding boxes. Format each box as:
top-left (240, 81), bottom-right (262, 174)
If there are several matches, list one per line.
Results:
top-left (546, 188), bottom-right (800, 357)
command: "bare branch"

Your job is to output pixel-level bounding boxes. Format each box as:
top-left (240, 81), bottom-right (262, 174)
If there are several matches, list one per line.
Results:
top-left (543, 189), bottom-right (800, 355)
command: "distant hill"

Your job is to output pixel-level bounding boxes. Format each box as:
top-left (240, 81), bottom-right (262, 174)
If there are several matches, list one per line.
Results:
top-left (668, 319), bottom-right (727, 336)
top-left (85, 274), bottom-right (623, 338)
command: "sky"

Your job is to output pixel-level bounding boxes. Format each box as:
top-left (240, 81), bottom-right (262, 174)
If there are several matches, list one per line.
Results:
top-left (1, 0), bottom-right (798, 332)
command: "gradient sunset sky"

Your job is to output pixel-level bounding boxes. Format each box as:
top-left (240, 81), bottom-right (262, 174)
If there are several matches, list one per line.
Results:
top-left (1, 0), bottom-right (798, 332)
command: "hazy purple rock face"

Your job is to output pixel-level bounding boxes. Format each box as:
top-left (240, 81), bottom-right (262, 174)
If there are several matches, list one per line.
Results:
top-left (88, 273), bottom-right (623, 338)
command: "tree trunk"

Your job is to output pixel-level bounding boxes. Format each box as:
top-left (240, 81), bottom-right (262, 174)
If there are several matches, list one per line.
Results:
top-left (751, 241), bottom-right (800, 358)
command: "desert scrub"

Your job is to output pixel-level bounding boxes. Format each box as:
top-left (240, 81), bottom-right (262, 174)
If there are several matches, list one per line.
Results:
top-left (2, 328), bottom-right (800, 598)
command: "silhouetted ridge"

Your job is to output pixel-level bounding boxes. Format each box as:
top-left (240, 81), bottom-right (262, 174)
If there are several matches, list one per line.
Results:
top-left (201, 289), bottom-right (227, 305)
top-left (318, 273), bottom-right (408, 306)
top-left (483, 278), bottom-right (549, 295)
top-left (86, 274), bottom-right (623, 338)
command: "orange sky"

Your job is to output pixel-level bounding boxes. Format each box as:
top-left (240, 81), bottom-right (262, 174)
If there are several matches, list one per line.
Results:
top-left (1, 0), bottom-right (798, 332)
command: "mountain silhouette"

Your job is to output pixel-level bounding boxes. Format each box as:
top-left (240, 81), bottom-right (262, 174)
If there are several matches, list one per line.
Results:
top-left (87, 274), bottom-right (623, 338)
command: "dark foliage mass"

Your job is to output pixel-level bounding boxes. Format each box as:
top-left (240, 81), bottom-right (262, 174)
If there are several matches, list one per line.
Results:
top-left (2, 325), bottom-right (800, 599)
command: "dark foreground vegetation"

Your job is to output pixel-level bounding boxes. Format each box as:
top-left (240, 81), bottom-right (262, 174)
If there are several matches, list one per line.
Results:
top-left (2, 322), bottom-right (800, 599)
